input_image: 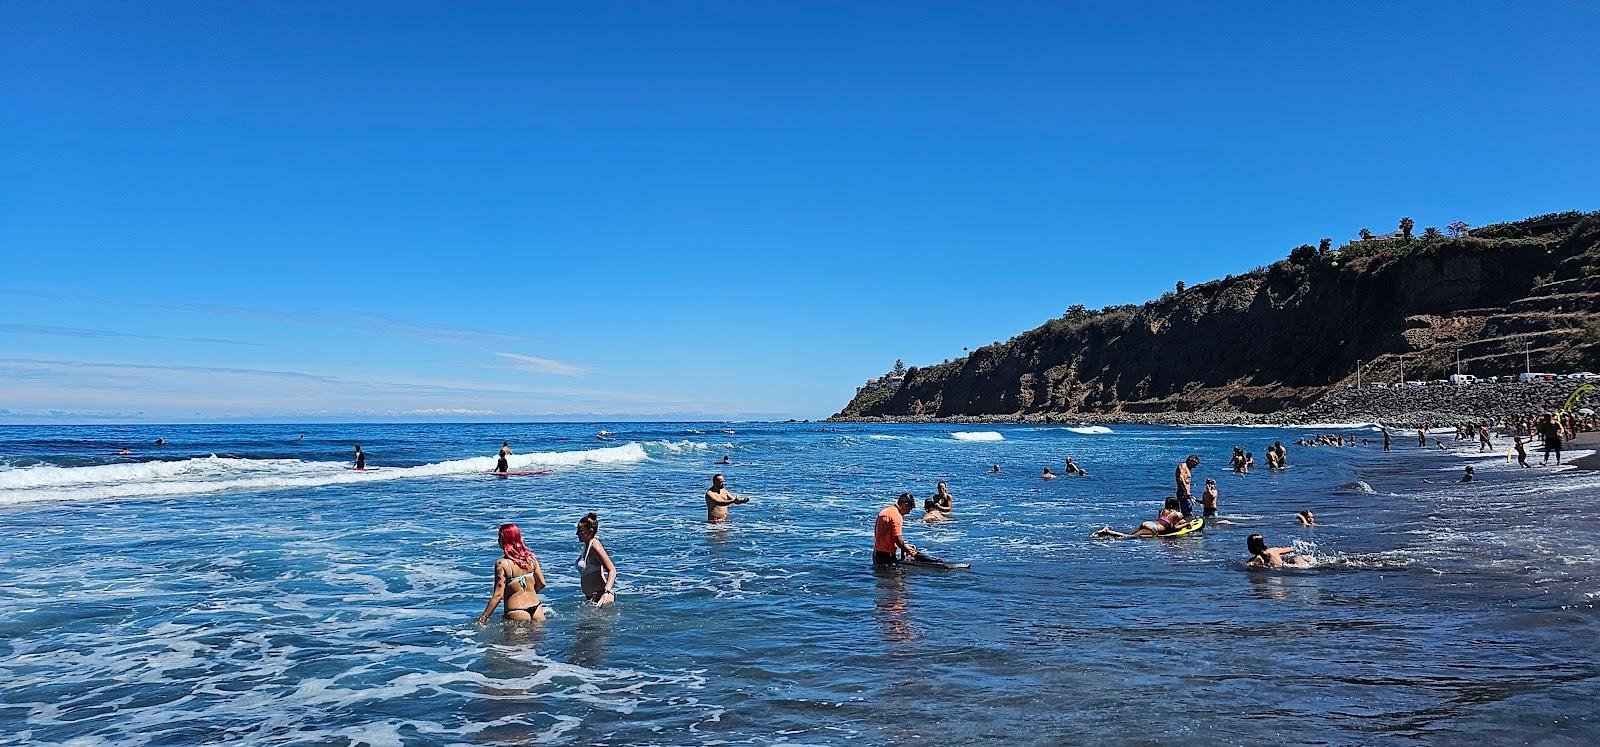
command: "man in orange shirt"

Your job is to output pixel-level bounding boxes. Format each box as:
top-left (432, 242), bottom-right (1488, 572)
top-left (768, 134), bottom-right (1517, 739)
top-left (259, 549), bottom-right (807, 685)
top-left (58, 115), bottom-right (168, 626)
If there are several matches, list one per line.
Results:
top-left (873, 493), bottom-right (919, 566)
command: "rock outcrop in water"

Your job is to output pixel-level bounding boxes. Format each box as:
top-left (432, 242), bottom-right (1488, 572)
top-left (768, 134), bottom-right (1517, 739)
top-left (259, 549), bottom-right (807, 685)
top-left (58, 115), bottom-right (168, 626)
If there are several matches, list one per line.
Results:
top-left (835, 211), bottom-right (1600, 422)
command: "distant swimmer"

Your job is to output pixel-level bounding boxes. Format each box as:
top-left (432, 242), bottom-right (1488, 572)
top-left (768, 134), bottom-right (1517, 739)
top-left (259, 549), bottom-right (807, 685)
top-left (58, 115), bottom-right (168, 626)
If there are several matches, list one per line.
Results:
top-left (1296, 510), bottom-right (1315, 526)
top-left (705, 473), bottom-right (749, 523)
top-left (873, 493), bottom-right (919, 565)
top-left (923, 482), bottom-right (954, 522)
top-left (715, 454), bottom-right (731, 465)
top-left (1459, 465), bottom-right (1475, 483)
top-left (496, 442), bottom-right (512, 474)
top-left (1064, 457), bottom-right (1087, 476)
top-left (575, 512), bottom-right (616, 606)
top-left (1175, 455), bottom-right (1200, 517)
top-left (154, 437), bottom-right (166, 446)
top-left (298, 433), bottom-right (305, 442)
top-left (1246, 534), bottom-right (1307, 569)
top-left (1041, 467), bottom-right (1057, 480)
top-left (118, 448), bottom-right (132, 456)
top-left (991, 464), bottom-right (1001, 473)
top-left (354, 443), bottom-right (365, 470)
top-left (476, 523), bottom-right (547, 624)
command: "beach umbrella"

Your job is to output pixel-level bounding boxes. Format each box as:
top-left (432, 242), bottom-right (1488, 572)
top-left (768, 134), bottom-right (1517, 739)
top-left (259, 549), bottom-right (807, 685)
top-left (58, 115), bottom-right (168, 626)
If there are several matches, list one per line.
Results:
top-left (1579, 407), bottom-right (1595, 416)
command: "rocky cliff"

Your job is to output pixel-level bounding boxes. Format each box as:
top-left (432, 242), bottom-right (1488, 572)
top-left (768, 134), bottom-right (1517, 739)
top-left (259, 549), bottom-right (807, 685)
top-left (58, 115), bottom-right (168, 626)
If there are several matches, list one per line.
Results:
top-left (836, 212), bottom-right (1600, 421)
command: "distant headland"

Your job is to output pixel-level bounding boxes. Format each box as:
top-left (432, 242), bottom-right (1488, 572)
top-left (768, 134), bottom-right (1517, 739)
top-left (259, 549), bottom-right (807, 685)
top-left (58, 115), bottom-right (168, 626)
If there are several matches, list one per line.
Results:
top-left (835, 211), bottom-right (1600, 426)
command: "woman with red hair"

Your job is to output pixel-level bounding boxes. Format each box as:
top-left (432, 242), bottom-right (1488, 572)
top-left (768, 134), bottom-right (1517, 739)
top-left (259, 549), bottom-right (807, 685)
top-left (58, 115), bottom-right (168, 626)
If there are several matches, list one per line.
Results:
top-left (476, 523), bottom-right (547, 624)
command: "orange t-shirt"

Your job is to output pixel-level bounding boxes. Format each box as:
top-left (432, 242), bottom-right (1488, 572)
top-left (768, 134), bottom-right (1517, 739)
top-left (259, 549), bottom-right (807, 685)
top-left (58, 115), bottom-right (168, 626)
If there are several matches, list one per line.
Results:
top-left (874, 506), bottom-right (903, 553)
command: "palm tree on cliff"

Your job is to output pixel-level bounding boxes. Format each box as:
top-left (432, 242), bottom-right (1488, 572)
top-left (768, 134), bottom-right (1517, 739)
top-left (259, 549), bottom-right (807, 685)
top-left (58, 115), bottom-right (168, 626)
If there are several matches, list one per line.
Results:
top-left (1399, 216), bottom-right (1415, 240)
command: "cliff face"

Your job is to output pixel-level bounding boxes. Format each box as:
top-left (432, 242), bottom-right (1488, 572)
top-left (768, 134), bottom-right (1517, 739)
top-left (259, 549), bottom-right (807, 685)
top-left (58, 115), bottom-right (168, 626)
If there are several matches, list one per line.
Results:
top-left (837, 213), bottom-right (1600, 420)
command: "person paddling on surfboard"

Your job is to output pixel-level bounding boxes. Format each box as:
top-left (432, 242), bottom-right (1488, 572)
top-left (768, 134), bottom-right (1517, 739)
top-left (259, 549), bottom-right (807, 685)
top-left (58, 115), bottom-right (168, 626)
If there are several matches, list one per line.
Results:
top-left (354, 443), bottom-right (365, 470)
top-left (874, 493), bottom-right (920, 565)
top-left (1092, 497), bottom-right (1192, 539)
top-left (705, 473), bottom-right (749, 523)
top-left (496, 441), bottom-right (512, 474)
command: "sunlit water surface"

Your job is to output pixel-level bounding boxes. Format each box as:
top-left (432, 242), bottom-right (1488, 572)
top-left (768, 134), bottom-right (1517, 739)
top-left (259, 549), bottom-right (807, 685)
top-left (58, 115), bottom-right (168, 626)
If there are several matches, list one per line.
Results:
top-left (2, 422), bottom-right (1597, 745)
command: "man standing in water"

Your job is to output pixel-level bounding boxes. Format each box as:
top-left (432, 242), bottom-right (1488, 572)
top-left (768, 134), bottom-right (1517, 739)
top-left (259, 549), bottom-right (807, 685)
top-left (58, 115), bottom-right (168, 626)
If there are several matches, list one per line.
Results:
top-left (1175, 455), bottom-right (1200, 517)
top-left (705, 473), bottom-right (749, 523)
top-left (873, 493), bottom-right (918, 565)
top-left (496, 441), bottom-right (512, 473)
top-left (354, 443), bottom-right (366, 470)
top-left (1382, 427), bottom-right (1392, 452)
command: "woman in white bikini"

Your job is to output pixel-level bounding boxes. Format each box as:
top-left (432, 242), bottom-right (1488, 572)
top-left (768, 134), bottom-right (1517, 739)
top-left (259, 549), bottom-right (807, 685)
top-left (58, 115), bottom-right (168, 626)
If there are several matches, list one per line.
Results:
top-left (576, 512), bottom-right (617, 606)
top-left (476, 523), bottom-right (547, 624)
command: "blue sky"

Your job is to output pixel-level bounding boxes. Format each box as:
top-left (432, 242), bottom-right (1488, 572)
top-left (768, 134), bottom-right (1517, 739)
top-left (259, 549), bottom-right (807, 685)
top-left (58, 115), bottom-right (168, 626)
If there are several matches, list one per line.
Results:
top-left (2, 2), bottom-right (1597, 422)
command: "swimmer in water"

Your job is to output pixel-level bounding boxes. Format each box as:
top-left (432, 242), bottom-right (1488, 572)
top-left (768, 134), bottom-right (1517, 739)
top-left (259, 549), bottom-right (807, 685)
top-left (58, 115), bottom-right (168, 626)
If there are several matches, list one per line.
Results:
top-left (1198, 478), bottom-right (1227, 526)
top-left (705, 473), bottom-right (749, 523)
top-left (873, 493), bottom-right (919, 565)
top-left (1064, 457), bottom-right (1087, 476)
top-left (1041, 467), bottom-right (1056, 479)
top-left (496, 441), bottom-right (512, 474)
top-left (1092, 498), bottom-right (1187, 539)
top-left (154, 437), bottom-right (166, 446)
top-left (991, 464), bottom-right (1001, 473)
top-left (923, 482), bottom-right (954, 522)
top-left (353, 443), bottom-right (365, 470)
top-left (575, 512), bottom-right (616, 606)
top-left (1296, 510), bottom-right (1315, 526)
top-left (1246, 534), bottom-right (1307, 568)
top-left (715, 454), bottom-right (731, 465)
top-left (118, 448), bottom-right (131, 456)
top-left (476, 523), bottom-right (547, 624)
top-left (1459, 465), bottom-right (1475, 483)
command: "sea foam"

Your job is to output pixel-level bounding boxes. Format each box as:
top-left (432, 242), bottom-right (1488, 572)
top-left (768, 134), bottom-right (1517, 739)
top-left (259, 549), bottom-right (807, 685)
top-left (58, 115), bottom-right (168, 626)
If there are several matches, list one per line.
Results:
top-left (950, 431), bottom-right (1004, 442)
top-left (0, 443), bottom-right (648, 506)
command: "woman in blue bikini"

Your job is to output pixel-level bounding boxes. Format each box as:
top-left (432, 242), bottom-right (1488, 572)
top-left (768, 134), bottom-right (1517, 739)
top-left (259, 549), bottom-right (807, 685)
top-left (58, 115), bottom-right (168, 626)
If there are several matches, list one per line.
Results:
top-left (476, 523), bottom-right (547, 624)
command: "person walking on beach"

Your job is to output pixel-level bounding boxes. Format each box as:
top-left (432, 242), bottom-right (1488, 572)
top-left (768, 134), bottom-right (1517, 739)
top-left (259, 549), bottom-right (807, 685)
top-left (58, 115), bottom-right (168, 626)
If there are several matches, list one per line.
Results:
top-left (1514, 436), bottom-right (1530, 468)
top-left (353, 443), bottom-right (366, 470)
top-left (476, 523), bottom-right (547, 624)
top-left (1538, 415), bottom-right (1562, 465)
top-left (496, 441), bottom-right (512, 473)
top-left (575, 512), bottom-right (616, 606)
top-left (874, 493), bottom-right (919, 565)
top-left (1175, 455), bottom-right (1200, 517)
top-left (1478, 424), bottom-right (1493, 453)
top-left (1418, 428), bottom-right (1427, 448)
top-left (705, 473), bottom-right (749, 523)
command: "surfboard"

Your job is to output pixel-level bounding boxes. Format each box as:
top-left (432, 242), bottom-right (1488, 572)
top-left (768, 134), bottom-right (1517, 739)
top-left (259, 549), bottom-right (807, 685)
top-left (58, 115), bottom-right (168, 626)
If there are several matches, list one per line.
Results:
top-left (490, 470), bottom-right (549, 477)
top-left (1155, 517), bottom-right (1206, 538)
top-left (904, 555), bottom-right (971, 569)
top-left (346, 467), bottom-right (381, 471)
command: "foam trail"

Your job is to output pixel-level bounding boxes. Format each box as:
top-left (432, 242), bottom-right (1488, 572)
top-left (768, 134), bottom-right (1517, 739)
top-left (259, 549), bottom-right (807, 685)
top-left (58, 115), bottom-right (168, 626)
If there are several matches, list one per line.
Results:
top-left (0, 443), bottom-right (648, 506)
top-left (1066, 426), bottom-right (1113, 435)
top-left (951, 431), bottom-right (1004, 442)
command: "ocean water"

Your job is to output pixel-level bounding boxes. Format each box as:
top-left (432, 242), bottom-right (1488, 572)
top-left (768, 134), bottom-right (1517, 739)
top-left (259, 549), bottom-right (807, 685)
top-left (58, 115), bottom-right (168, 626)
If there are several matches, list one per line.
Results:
top-left (2, 422), bottom-right (1598, 745)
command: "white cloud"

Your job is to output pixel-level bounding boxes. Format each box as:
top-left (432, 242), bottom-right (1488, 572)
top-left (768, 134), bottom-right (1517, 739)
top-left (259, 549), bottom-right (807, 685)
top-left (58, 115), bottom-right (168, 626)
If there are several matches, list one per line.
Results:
top-left (493, 352), bottom-right (588, 377)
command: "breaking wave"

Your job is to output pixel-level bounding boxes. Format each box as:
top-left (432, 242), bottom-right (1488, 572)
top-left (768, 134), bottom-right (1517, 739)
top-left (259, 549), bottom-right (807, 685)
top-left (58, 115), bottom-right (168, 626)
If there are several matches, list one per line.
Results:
top-left (0, 443), bottom-right (648, 506)
top-left (950, 431), bottom-right (1004, 442)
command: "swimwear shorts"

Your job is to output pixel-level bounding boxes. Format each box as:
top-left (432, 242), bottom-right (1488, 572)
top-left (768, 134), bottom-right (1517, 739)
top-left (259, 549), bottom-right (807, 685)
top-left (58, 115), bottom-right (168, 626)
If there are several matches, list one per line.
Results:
top-left (872, 550), bottom-right (898, 566)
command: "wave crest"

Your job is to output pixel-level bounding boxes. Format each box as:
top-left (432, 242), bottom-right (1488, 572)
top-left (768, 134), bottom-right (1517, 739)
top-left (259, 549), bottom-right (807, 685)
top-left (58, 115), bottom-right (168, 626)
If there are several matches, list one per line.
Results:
top-left (0, 443), bottom-right (648, 506)
top-left (951, 431), bottom-right (1004, 442)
